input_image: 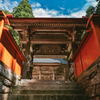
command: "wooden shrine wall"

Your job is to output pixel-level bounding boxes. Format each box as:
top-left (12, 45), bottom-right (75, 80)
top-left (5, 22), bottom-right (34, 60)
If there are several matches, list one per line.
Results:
top-left (74, 28), bottom-right (100, 77)
top-left (0, 20), bottom-right (24, 77)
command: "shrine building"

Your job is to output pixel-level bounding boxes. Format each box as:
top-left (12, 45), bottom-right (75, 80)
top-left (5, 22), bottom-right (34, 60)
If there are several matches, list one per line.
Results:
top-left (32, 58), bottom-right (67, 80)
top-left (0, 10), bottom-right (100, 100)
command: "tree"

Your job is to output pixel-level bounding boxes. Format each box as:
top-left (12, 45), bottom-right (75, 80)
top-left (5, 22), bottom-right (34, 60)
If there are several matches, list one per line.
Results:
top-left (86, 6), bottom-right (95, 17)
top-left (96, 0), bottom-right (100, 1)
top-left (96, 1), bottom-right (100, 14)
top-left (13, 0), bottom-right (34, 17)
top-left (0, 8), bottom-right (2, 11)
top-left (4, 10), bottom-right (11, 14)
top-left (0, 8), bottom-right (11, 14)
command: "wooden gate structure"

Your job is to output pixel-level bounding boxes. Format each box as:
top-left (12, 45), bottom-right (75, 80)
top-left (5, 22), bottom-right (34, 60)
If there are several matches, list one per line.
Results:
top-left (1, 10), bottom-right (100, 100)
top-left (8, 13), bottom-right (100, 99)
top-left (8, 15), bottom-right (88, 80)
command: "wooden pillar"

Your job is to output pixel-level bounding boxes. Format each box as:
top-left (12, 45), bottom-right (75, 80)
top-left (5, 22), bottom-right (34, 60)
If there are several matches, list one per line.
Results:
top-left (39, 73), bottom-right (41, 80)
top-left (22, 29), bottom-right (30, 79)
top-left (30, 43), bottom-right (34, 63)
top-left (64, 67), bottom-right (66, 80)
top-left (64, 56), bottom-right (69, 81)
top-left (52, 67), bottom-right (55, 80)
top-left (53, 73), bottom-right (55, 80)
top-left (71, 35), bottom-right (76, 57)
top-left (67, 57), bottom-right (70, 81)
top-left (22, 61), bottom-right (28, 79)
top-left (39, 67), bottom-right (41, 80)
top-left (25, 35), bottom-right (30, 56)
top-left (71, 30), bottom-right (77, 57)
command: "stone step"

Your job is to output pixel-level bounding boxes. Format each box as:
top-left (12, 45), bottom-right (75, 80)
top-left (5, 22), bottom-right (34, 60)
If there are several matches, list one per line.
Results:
top-left (13, 85), bottom-right (80, 90)
top-left (17, 80), bottom-right (77, 86)
top-left (12, 89), bottom-right (84, 94)
top-left (8, 80), bottom-right (88, 100)
top-left (8, 94), bottom-right (89, 100)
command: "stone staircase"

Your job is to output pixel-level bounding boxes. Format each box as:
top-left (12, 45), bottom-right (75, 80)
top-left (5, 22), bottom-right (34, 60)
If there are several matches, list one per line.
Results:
top-left (8, 79), bottom-right (89, 100)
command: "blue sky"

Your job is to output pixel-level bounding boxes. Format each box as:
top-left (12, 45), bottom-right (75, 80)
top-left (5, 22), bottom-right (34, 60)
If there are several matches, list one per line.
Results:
top-left (0, 0), bottom-right (98, 17)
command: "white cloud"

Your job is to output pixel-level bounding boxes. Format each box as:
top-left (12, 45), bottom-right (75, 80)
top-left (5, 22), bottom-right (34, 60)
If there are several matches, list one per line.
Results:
top-left (0, 0), bottom-right (18, 12)
top-left (67, 9), bottom-right (71, 13)
top-left (33, 8), bottom-right (59, 17)
top-left (33, 0), bottom-right (98, 18)
top-left (59, 7), bottom-right (65, 10)
top-left (0, 0), bottom-right (98, 18)
top-left (68, 0), bottom-right (98, 18)
top-left (72, 8), bottom-right (80, 11)
top-left (31, 2), bottom-right (41, 8)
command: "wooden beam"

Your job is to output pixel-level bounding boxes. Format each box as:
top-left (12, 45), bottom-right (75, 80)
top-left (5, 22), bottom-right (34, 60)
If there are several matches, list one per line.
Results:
top-left (33, 63), bottom-right (62, 66)
top-left (33, 55), bottom-right (67, 58)
top-left (20, 39), bottom-right (72, 44)
top-left (9, 17), bottom-right (88, 23)
top-left (30, 29), bottom-right (69, 33)
top-left (20, 39), bottom-right (80, 45)
top-left (13, 27), bottom-right (26, 31)
top-left (34, 52), bottom-right (70, 55)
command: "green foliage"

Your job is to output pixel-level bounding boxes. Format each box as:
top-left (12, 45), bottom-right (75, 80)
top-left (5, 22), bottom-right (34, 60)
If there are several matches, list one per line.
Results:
top-left (96, 0), bottom-right (100, 1)
top-left (4, 10), bottom-right (11, 14)
top-left (96, 1), bottom-right (100, 14)
top-left (5, 25), bottom-right (21, 50)
top-left (0, 8), bottom-right (2, 11)
top-left (86, 0), bottom-right (100, 17)
top-left (81, 31), bottom-right (86, 40)
top-left (86, 6), bottom-right (95, 17)
top-left (13, 0), bottom-right (34, 17)
top-left (0, 8), bottom-right (11, 14)
top-left (63, 58), bottom-right (67, 61)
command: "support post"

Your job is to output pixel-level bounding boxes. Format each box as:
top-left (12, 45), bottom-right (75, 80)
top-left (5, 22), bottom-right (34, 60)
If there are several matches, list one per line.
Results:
top-left (53, 73), bottom-right (55, 80)
top-left (64, 67), bottom-right (66, 80)
top-left (39, 73), bottom-right (41, 80)
top-left (39, 67), bottom-right (41, 80)
top-left (22, 62), bottom-right (28, 79)
top-left (67, 57), bottom-right (70, 80)
top-left (71, 35), bottom-right (76, 57)
top-left (22, 29), bottom-right (31, 79)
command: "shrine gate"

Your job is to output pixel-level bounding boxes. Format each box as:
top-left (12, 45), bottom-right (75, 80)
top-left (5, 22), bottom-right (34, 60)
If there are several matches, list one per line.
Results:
top-left (1, 10), bottom-right (100, 100)
top-left (8, 16), bottom-right (88, 80)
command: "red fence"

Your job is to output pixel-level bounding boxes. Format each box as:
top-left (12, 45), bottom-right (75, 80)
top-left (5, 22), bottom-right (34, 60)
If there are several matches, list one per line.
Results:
top-left (71, 14), bottom-right (100, 77)
top-left (0, 11), bottom-right (27, 78)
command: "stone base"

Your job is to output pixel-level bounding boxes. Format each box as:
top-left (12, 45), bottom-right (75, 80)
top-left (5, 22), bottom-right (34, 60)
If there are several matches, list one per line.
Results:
top-left (76, 60), bottom-right (100, 100)
top-left (0, 61), bottom-right (20, 100)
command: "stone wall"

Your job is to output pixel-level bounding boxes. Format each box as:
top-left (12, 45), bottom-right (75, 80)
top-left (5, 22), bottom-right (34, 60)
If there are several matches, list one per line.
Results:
top-left (0, 61), bottom-right (19, 100)
top-left (32, 65), bottom-right (67, 80)
top-left (76, 58), bottom-right (100, 100)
